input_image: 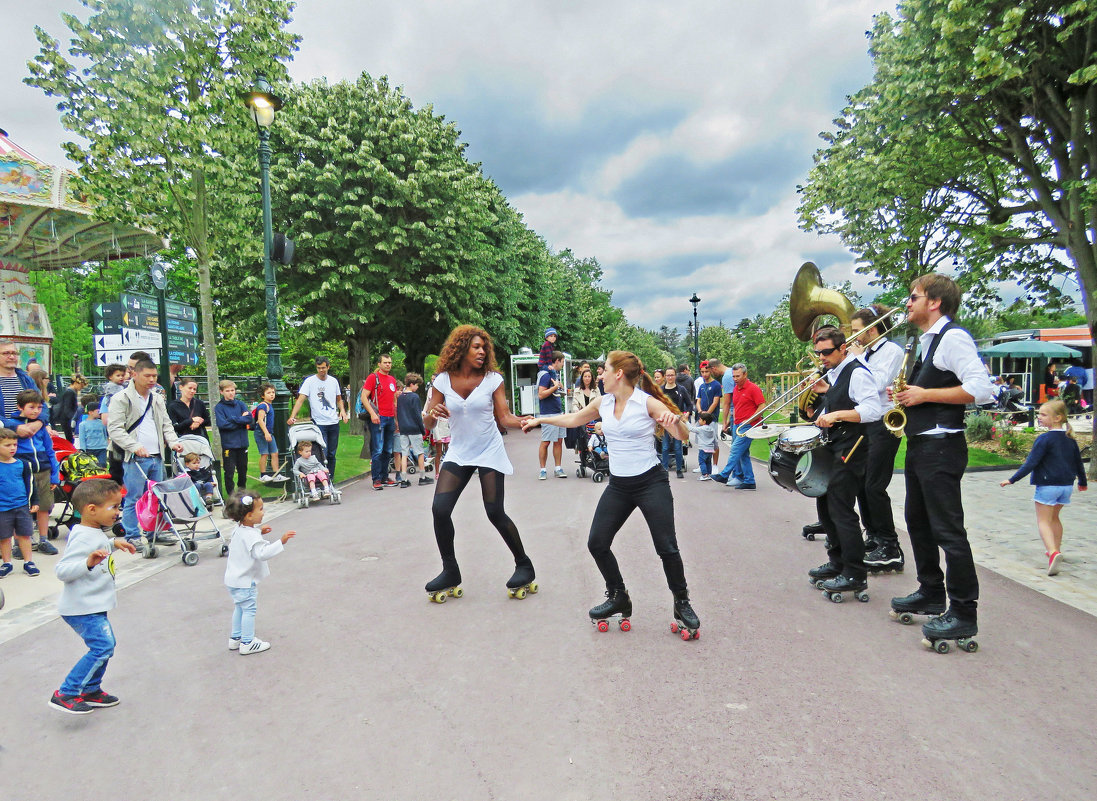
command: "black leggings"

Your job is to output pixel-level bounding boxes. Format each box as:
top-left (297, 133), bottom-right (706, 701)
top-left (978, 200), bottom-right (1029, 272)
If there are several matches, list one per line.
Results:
top-left (587, 465), bottom-right (688, 595)
top-left (223, 447), bottom-right (248, 495)
top-left (431, 464), bottom-right (528, 569)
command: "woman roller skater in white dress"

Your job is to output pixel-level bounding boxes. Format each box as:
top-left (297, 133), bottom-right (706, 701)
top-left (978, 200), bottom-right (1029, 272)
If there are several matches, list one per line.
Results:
top-left (422, 325), bottom-right (534, 601)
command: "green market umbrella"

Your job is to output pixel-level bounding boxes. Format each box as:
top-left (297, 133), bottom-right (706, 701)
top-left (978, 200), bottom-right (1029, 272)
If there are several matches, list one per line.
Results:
top-left (980, 340), bottom-right (1082, 359)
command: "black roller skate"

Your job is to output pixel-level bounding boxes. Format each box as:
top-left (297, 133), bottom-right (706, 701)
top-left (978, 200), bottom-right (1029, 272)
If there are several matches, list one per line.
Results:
top-left (808, 561), bottom-right (841, 589)
top-left (506, 558), bottom-right (538, 600)
top-left (865, 539), bottom-right (905, 574)
top-left (820, 575), bottom-right (869, 604)
top-left (671, 593), bottom-right (700, 640)
top-left (802, 521), bottom-right (826, 541)
top-left (425, 565), bottom-right (463, 604)
top-left (888, 588), bottom-right (946, 625)
top-left (921, 610), bottom-right (979, 654)
top-left (589, 588), bottom-right (632, 632)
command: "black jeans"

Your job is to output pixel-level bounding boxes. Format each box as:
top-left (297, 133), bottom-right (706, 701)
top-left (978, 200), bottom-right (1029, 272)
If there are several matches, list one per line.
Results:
top-left (587, 466), bottom-right (688, 595)
top-left (856, 420), bottom-right (901, 543)
top-left (817, 442), bottom-right (868, 580)
top-left (222, 447), bottom-right (248, 495)
top-left (904, 434), bottom-right (978, 614)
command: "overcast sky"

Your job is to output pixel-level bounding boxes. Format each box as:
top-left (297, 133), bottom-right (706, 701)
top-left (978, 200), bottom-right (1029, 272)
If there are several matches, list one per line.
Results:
top-left (2, 0), bottom-right (892, 335)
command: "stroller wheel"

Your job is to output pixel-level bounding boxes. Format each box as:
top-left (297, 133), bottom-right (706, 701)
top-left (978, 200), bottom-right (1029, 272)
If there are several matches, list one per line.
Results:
top-left (186, 540), bottom-right (198, 552)
top-left (143, 544), bottom-right (158, 559)
top-left (220, 544), bottom-right (229, 557)
top-left (408, 465), bottom-right (417, 475)
top-left (182, 551), bottom-right (199, 566)
top-left (47, 524), bottom-right (60, 540)
top-left (593, 472), bottom-right (606, 483)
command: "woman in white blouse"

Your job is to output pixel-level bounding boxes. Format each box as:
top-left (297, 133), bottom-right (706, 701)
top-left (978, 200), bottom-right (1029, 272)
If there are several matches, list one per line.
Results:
top-left (524, 350), bottom-right (702, 638)
top-left (422, 325), bottom-right (534, 602)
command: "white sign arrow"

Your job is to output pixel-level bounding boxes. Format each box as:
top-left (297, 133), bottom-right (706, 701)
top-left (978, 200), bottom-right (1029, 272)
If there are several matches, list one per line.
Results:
top-left (121, 328), bottom-right (163, 348)
top-left (94, 348), bottom-right (161, 366)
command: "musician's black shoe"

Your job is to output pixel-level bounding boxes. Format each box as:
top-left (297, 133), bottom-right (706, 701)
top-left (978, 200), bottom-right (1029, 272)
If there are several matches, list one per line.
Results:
top-left (865, 540), bottom-right (904, 572)
top-left (890, 588), bottom-right (946, 616)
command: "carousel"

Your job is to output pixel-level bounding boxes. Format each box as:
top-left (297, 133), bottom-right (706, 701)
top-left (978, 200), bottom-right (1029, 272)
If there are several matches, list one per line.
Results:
top-left (0, 128), bottom-right (162, 367)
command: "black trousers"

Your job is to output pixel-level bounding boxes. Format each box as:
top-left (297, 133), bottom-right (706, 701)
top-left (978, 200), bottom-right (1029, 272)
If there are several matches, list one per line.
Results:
top-left (904, 434), bottom-right (978, 614)
top-left (817, 442), bottom-right (867, 580)
top-left (587, 466), bottom-right (688, 595)
top-left (223, 447), bottom-right (248, 495)
top-left (856, 420), bottom-right (901, 543)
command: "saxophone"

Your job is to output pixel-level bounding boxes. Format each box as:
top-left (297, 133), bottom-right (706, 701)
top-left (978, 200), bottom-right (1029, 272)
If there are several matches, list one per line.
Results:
top-left (882, 337), bottom-right (916, 438)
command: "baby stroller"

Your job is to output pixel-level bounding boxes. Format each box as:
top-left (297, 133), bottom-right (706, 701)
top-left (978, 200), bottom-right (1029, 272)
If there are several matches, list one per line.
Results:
top-left (133, 460), bottom-right (226, 565)
top-left (281, 422), bottom-right (342, 508)
top-left (50, 451), bottom-right (111, 539)
top-left (575, 424), bottom-right (609, 483)
top-left (170, 434), bottom-right (224, 509)
top-left (388, 435), bottom-right (436, 475)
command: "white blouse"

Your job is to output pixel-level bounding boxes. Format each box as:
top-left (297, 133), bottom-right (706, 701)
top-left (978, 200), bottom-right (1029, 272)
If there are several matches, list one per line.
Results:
top-left (433, 372), bottom-right (512, 475)
top-left (599, 387), bottom-right (659, 477)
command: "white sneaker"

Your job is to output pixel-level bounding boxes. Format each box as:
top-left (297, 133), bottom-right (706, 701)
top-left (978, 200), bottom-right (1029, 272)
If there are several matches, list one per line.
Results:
top-left (228, 638), bottom-right (241, 650)
top-left (239, 639), bottom-right (270, 655)
top-left (699, 475), bottom-right (712, 481)
top-left (259, 474), bottom-right (272, 483)
top-left (310, 489), bottom-right (321, 500)
top-left (692, 466), bottom-right (701, 473)
top-left (539, 469), bottom-right (547, 480)
top-left (554, 467), bottom-right (567, 478)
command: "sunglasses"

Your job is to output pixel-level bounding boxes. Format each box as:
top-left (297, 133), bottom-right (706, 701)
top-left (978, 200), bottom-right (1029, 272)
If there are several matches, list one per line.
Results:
top-left (908, 293), bottom-right (925, 303)
top-left (813, 346), bottom-right (839, 357)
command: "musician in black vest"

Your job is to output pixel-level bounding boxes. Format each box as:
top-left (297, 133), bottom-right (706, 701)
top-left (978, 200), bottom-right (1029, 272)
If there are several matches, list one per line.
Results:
top-left (805, 326), bottom-right (882, 598)
top-left (891, 274), bottom-right (995, 642)
top-left (848, 305), bottom-right (907, 572)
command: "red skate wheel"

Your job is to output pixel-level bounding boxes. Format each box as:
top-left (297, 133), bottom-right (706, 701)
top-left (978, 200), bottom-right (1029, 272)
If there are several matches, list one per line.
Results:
top-left (670, 622), bottom-right (679, 634)
top-left (597, 620), bottom-right (609, 632)
top-left (681, 629), bottom-right (690, 641)
top-left (620, 619), bottom-right (631, 632)
top-left (693, 630), bottom-right (699, 640)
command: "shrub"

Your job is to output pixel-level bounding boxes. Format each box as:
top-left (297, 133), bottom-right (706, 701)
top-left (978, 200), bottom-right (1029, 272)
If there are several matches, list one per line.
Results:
top-left (965, 413), bottom-right (995, 442)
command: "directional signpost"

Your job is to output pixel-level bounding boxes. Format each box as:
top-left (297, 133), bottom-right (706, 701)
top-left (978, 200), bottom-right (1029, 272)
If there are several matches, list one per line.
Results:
top-left (91, 291), bottom-right (200, 368)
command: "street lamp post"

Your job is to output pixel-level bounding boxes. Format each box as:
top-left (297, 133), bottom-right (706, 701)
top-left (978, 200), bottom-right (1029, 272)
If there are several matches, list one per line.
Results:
top-left (244, 75), bottom-right (290, 476)
top-left (689, 293), bottom-right (701, 376)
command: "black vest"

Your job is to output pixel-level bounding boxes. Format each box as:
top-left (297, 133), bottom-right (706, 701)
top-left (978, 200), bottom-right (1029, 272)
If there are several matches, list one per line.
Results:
top-left (906, 320), bottom-right (966, 434)
top-left (820, 358), bottom-right (868, 449)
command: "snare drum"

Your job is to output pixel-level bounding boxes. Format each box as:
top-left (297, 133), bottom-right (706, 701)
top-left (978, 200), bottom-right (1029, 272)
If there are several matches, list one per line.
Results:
top-left (767, 445), bottom-right (834, 498)
top-left (777, 425), bottom-right (824, 455)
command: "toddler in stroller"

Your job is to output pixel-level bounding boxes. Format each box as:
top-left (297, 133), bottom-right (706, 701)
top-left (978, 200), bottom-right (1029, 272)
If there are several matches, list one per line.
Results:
top-left (575, 421), bottom-right (609, 482)
top-left (50, 451), bottom-right (111, 539)
top-left (283, 422), bottom-right (342, 507)
top-left (171, 434), bottom-right (223, 510)
top-left (293, 440), bottom-right (336, 501)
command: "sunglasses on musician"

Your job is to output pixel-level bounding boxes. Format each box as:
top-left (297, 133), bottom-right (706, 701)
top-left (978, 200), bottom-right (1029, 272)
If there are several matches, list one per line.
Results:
top-left (813, 347), bottom-right (839, 357)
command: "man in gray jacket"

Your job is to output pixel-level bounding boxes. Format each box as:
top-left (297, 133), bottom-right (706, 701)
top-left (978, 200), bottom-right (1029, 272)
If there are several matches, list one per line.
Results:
top-left (105, 359), bottom-right (183, 547)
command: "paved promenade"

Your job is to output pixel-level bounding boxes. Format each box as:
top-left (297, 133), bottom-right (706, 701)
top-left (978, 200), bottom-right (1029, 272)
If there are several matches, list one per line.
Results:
top-left (2, 434), bottom-right (1095, 800)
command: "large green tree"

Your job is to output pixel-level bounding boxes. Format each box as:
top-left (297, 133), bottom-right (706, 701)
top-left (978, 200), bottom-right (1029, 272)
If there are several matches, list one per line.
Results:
top-left (799, 0), bottom-right (1095, 314)
top-left (26, 0), bottom-right (299, 449)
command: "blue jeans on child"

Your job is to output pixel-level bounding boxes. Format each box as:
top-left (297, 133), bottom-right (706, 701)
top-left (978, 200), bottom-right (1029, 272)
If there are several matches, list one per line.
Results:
top-left (122, 455), bottom-right (164, 544)
top-left (660, 432), bottom-right (684, 472)
top-left (698, 450), bottom-right (713, 476)
top-left (229, 583), bottom-right (258, 643)
top-left (60, 613), bottom-right (115, 696)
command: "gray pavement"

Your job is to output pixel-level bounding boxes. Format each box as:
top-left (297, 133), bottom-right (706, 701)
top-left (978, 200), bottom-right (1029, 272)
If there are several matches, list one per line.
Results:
top-left (2, 434), bottom-right (1096, 800)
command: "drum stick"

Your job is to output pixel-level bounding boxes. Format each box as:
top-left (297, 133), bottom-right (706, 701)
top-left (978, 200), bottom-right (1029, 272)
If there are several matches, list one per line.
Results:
top-left (842, 435), bottom-right (865, 463)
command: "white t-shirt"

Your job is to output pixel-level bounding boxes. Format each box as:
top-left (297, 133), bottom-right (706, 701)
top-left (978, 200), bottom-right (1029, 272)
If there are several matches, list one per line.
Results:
top-left (133, 394), bottom-right (161, 455)
top-left (298, 374), bottom-right (342, 425)
top-left (433, 372), bottom-right (511, 474)
top-left (599, 388), bottom-right (659, 477)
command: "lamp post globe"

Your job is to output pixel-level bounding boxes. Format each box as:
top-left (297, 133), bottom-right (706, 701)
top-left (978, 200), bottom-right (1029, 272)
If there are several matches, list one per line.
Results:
top-left (244, 74), bottom-right (290, 478)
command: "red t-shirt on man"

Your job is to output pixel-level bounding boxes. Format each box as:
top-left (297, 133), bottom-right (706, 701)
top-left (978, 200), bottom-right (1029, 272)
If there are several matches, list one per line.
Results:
top-left (362, 371), bottom-right (399, 417)
top-left (732, 379), bottom-right (765, 425)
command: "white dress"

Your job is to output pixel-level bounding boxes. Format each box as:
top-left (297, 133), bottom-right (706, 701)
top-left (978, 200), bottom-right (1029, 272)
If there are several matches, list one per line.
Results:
top-left (433, 372), bottom-right (512, 475)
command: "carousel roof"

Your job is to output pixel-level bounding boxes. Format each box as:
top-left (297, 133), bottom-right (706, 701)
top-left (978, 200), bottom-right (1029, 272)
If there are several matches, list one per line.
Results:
top-left (0, 129), bottom-right (163, 270)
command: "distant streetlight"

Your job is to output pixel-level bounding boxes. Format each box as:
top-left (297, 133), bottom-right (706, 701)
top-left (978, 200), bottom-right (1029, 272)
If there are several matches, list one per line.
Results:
top-left (243, 75), bottom-right (290, 474)
top-left (689, 293), bottom-right (701, 376)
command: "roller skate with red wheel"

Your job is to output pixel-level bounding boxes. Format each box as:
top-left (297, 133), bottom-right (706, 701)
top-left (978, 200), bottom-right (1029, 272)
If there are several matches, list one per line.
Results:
top-left (888, 588), bottom-right (946, 625)
top-left (921, 609), bottom-right (979, 654)
top-left (671, 592), bottom-right (700, 640)
top-left (820, 574), bottom-right (869, 604)
top-left (425, 565), bottom-right (463, 604)
top-left (506, 558), bottom-right (538, 600)
top-left (589, 588), bottom-right (631, 632)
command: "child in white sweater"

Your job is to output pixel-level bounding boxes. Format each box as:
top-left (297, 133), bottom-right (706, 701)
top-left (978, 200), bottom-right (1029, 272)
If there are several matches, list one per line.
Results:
top-left (223, 490), bottom-right (296, 655)
top-left (51, 479), bottom-right (136, 714)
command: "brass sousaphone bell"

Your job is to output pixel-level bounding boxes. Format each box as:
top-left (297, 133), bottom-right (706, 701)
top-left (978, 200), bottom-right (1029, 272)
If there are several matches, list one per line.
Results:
top-left (789, 262), bottom-right (856, 415)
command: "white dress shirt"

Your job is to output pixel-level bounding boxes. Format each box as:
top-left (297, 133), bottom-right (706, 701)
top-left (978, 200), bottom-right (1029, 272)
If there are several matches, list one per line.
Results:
top-left (915, 316), bottom-right (996, 434)
top-left (859, 338), bottom-right (906, 408)
top-left (825, 354), bottom-right (882, 424)
top-left (599, 388), bottom-right (659, 477)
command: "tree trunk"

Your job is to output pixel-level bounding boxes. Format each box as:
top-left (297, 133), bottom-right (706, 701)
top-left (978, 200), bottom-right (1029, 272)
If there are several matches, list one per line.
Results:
top-left (1064, 234), bottom-right (1097, 479)
top-left (348, 332), bottom-right (372, 437)
top-left (197, 253), bottom-right (222, 457)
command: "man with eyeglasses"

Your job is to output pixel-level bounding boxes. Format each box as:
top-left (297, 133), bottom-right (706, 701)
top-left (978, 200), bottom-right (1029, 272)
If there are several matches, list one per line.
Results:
top-left (0, 340), bottom-right (61, 555)
top-left (804, 327), bottom-right (881, 602)
top-left (890, 274), bottom-right (995, 648)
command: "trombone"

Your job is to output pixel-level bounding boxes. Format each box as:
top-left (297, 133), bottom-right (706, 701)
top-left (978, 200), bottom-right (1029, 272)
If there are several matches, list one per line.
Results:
top-left (735, 305), bottom-right (907, 437)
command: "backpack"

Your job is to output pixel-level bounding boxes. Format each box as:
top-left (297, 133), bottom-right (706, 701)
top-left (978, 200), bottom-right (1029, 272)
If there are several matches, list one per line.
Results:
top-left (61, 452), bottom-right (107, 481)
top-left (134, 480), bottom-right (160, 532)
